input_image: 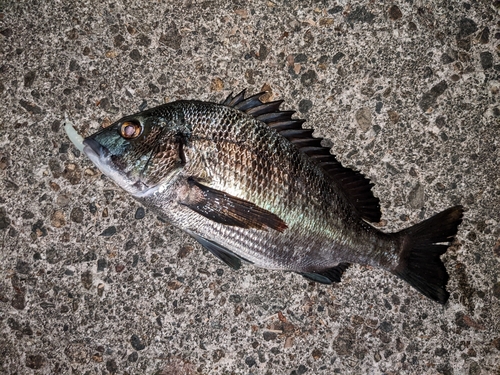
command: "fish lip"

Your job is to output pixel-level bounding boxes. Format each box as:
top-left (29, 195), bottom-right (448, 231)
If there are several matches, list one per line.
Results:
top-left (81, 137), bottom-right (156, 197)
top-left (83, 138), bottom-right (109, 160)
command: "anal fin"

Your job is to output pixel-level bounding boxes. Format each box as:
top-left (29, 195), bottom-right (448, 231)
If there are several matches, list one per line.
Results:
top-left (299, 263), bottom-right (351, 284)
top-left (188, 231), bottom-right (251, 270)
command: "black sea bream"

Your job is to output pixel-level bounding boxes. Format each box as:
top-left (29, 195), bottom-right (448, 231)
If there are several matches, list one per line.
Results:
top-left (65, 90), bottom-right (463, 304)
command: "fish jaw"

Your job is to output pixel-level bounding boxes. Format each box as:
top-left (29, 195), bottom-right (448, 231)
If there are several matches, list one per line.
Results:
top-left (82, 137), bottom-right (151, 196)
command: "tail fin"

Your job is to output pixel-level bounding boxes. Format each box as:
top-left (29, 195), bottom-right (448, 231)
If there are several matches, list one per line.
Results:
top-left (392, 206), bottom-right (464, 304)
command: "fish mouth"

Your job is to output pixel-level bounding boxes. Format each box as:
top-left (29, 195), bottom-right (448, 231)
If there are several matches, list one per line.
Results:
top-left (83, 138), bottom-right (109, 161)
top-left (82, 137), bottom-right (136, 193)
top-left (82, 137), bottom-right (159, 197)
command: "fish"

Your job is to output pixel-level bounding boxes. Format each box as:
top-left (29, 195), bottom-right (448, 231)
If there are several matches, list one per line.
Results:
top-left (65, 89), bottom-right (464, 304)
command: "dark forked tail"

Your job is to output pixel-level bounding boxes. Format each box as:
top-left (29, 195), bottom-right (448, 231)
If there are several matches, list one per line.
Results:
top-left (392, 206), bottom-right (464, 304)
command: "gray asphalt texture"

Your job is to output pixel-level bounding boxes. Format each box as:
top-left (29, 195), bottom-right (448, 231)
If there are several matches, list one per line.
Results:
top-left (1, 1), bottom-right (499, 374)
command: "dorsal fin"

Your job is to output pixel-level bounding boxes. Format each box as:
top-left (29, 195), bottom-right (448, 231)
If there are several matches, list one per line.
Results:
top-left (221, 90), bottom-right (382, 223)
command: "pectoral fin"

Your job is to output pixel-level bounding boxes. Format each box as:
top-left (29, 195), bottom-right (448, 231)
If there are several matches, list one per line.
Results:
top-left (181, 178), bottom-right (288, 232)
top-left (187, 231), bottom-right (250, 270)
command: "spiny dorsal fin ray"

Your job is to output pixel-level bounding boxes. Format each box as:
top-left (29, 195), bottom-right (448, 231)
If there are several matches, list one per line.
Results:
top-left (221, 90), bottom-right (382, 223)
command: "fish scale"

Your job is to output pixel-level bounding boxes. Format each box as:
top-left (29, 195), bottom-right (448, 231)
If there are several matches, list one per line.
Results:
top-left (73, 90), bottom-right (464, 304)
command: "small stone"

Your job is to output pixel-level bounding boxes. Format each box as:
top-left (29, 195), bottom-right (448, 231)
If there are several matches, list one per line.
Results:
top-left (257, 44), bottom-right (269, 61)
top-left (11, 291), bottom-right (25, 310)
top-left (312, 348), bottom-right (322, 360)
top-left (97, 258), bottom-right (107, 271)
top-left (319, 18), bottom-right (334, 26)
top-left (69, 59), bottom-right (80, 71)
top-left (136, 33), bottom-right (151, 47)
top-left (347, 6), bottom-right (376, 24)
top-left (114, 34), bottom-right (125, 47)
top-left (81, 270), bottom-right (93, 289)
top-left (229, 294), bottom-right (241, 303)
top-left (457, 18), bottom-right (477, 39)
top-left (128, 351), bottom-right (138, 362)
top-left (135, 207), bottom-right (145, 219)
top-left (177, 244), bottom-right (193, 258)
top-left (210, 77), bottom-right (224, 92)
top-left (24, 71), bottom-right (36, 88)
top-left (245, 357), bottom-right (256, 367)
top-left (332, 52), bottom-right (345, 64)
top-left (479, 52), bottom-right (493, 70)
top-left (493, 238), bottom-right (500, 258)
top-left (245, 69), bottom-right (255, 84)
top-left (493, 282), bottom-right (500, 299)
top-left (379, 321), bottom-right (394, 333)
top-left (100, 226), bottom-right (116, 237)
top-left (212, 349), bottom-right (225, 362)
top-left (130, 334), bottom-right (146, 350)
top-left (56, 193), bottom-right (71, 206)
top-left (441, 53), bottom-right (455, 64)
top-left (129, 49), bottom-right (141, 61)
top-left (355, 107), bottom-right (372, 131)
top-left (19, 99), bottom-right (42, 114)
top-left (408, 182), bottom-right (424, 209)
top-left (298, 99), bottom-right (313, 113)
top-left (492, 337), bottom-right (500, 351)
top-left (26, 354), bottom-right (44, 369)
top-left (50, 210), bottom-right (66, 228)
top-left (294, 53), bottom-right (308, 63)
top-left (387, 110), bottom-right (399, 124)
top-left (419, 80), bottom-right (448, 112)
top-left (115, 264), bottom-right (125, 273)
top-left (0, 207), bottom-right (11, 230)
top-left (469, 361), bottom-right (480, 375)
top-left (295, 364), bottom-right (308, 374)
top-left (159, 22), bottom-right (182, 50)
top-left (435, 347), bottom-right (448, 356)
top-left (300, 70), bottom-right (318, 87)
top-left (388, 5), bottom-right (402, 20)
top-left (263, 331), bottom-right (277, 341)
top-left (478, 27), bottom-right (489, 44)
top-left (0, 28), bottom-right (13, 37)
top-left (105, 50), bottom-right (118, 58)
top-left (15, 260), bottom-right (31, 274)
top-left (70, 207), bottom-right (84, 223)
top-left (106, 359), bottom-right (118, 373)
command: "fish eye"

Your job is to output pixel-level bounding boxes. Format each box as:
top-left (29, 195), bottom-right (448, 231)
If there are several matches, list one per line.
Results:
top-left (120, 120), bottom-right (142, 139)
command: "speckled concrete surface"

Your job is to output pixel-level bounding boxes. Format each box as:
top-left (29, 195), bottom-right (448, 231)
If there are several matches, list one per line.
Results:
top-left (1, 1), bottom-right (499, 374)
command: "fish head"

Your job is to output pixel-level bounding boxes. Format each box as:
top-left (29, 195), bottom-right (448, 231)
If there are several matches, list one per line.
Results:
top-left (83, 107), bottom-right (189, 197)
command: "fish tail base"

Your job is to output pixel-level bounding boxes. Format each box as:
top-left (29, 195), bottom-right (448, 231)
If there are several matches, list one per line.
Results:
top-left (392, 205), bottom-right (464, 304)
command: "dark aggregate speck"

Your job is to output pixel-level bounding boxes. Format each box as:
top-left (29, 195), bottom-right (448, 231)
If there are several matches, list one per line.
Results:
top-left (332, 52), bottom-right (345, 64)
top-left (70, 207), bottom-right (84, 223)
top-left (25, 354), bottom-right (44, 369)
top-left (130, 334), bottom-right (146, 351)
top-left (105, 359), bottom-right (118, 373)
top-left (346, 6), bottom-right (376, 24)
top-left (298, 99), bottom-right (312, 113)
top-left (128, 351), bottom-right (138, 362)
top-left (0, 207), bottom-right (11, 229)
top-left (15, 260), bottom-right (31, 274)
top-left (245, 356), bottom-right (256, 367)
top-left (135, 206), bottom-right (145, 219)
top-left (479, 51), bottom-right (493, 70)
top-left (129, 49), bottom-right (141, 61)
top-left (457, 18), bottom-right (478, 38)
top-left (100, 226), bottom-right (116, 236)
top-left (300, 70), bottom-right (318, 87)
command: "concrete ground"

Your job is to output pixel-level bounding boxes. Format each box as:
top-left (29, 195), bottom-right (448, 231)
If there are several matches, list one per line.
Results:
top-left (1, 0), bottom-right (499, 374)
